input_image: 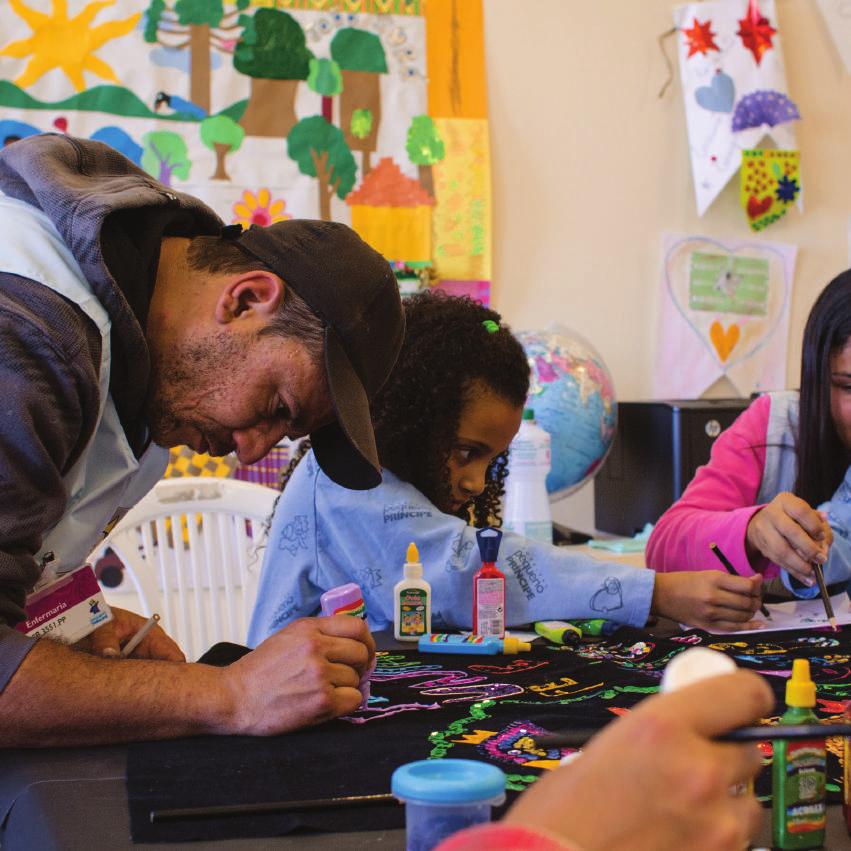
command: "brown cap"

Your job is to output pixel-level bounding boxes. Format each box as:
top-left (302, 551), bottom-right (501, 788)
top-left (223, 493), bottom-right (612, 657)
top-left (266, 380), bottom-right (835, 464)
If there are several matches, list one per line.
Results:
top-left (225, 220), bottom-right (404, 489)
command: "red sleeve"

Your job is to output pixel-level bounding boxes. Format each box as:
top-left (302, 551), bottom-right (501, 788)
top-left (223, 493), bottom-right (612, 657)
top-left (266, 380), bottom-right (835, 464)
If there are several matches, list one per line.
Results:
top-left (645, 395), bottom-right (772, 576)
top-left (436, 823), bottom-right (579, 851)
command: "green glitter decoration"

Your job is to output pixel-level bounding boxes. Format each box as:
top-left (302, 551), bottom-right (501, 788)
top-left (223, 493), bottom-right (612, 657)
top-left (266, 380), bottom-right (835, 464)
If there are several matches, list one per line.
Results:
top-left (428, 700), bottom-right (495, 759)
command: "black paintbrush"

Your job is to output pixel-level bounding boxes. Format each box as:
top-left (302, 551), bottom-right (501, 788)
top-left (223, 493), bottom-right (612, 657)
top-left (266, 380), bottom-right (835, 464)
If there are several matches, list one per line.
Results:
top-left (150, 792), bottom-right (398, 824)
top-left (811, 561), bottom-right (838, 632)
top-left (533, 722), bottom-right (851, 750)
top-left (709, 542), bottom-right (772, 620)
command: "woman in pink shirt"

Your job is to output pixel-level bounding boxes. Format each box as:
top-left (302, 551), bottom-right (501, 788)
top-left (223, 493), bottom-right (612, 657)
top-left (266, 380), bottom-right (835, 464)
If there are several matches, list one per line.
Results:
top-left (647, 270), bottom-right (851, 598)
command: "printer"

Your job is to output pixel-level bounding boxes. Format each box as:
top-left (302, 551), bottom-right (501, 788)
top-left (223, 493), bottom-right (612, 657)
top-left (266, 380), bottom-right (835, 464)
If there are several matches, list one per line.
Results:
top-left (594, 398), bottom-right (750, 536)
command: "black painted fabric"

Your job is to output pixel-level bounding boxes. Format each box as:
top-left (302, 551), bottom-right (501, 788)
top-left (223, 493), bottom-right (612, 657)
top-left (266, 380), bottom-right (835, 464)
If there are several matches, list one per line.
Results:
top-left (127, 628), bottom-right (851, 843)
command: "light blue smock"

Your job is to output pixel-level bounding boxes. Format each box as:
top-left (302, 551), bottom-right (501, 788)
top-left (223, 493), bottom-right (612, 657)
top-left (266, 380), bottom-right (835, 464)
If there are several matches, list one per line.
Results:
top-left (247, 450), bottom-right (655, 646)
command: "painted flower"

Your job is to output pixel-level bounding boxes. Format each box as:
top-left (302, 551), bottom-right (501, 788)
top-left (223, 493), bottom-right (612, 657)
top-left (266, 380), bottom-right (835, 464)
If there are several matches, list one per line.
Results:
top-left (231, 188), bottom-right (291, 228)
top-left (775, 175), bottom-right (800, 204)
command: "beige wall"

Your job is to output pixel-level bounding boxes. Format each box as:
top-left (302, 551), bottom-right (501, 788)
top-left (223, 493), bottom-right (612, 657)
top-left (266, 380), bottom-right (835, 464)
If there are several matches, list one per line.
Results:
top-left (482, 0), bottom-right (851, 531)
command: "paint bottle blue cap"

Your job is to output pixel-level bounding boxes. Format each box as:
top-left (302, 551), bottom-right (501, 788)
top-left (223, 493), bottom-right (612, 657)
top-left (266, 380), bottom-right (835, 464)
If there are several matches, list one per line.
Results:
top-left (392, 758), bottom-right (505, 804)
top-left (393, 759), bottom-right (506, 850)
top-left (476, 527), bottom-right (502, 563)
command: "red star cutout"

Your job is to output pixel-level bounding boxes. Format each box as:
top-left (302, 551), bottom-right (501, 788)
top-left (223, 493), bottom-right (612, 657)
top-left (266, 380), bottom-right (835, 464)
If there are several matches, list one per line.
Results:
top-left (737, 1), bottom-right (777, 65)
top-left (682, 17), bottom-right (719, 58)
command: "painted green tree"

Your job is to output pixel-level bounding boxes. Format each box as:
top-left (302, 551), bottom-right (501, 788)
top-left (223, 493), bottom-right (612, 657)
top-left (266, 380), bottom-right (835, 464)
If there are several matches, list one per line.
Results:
top-left (143, 0), bottom-right (249, 116)
top-left (234, 8), bottom-right (313, 137)
top-left (330, 28), bottom-right (387, 176)
top-left (141, 131), bottom-right (191, 186)
top-left (200, 115), bottom-right (245, 180)
top-left (307, 57), bottom-right (342, 124)
top-left (351, 108), bottom-right (373, 140)
top-left (405, 114), bottom-right (445, 199)
top-left (287, 116), bottom-right (356, 222)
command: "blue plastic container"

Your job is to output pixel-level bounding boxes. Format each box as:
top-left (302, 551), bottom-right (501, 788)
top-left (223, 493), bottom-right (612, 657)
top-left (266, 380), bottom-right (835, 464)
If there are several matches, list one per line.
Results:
top-left (391, 759), bottom-right (506, 851)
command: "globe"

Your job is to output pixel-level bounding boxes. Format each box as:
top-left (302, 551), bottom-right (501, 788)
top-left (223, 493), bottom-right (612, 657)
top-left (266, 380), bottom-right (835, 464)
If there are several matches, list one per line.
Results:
top-left (515, 326), bottom-right (617, 500)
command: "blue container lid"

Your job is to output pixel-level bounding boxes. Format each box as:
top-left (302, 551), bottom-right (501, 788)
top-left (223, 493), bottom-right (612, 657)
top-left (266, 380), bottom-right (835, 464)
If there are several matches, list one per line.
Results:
top-left (391, 759), bottom-right (505, 805)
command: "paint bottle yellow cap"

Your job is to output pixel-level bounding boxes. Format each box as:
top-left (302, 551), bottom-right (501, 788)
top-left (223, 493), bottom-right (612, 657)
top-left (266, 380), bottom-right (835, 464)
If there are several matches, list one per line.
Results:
top-left (786, 658), bottom-right (816, 708)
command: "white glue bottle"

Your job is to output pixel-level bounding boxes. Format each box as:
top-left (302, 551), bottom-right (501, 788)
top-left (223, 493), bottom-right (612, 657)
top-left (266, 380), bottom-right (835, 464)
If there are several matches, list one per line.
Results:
top-left (502, 409), bottom-right (553, 543)
top-left (394, 542), bottom-right (432, 642)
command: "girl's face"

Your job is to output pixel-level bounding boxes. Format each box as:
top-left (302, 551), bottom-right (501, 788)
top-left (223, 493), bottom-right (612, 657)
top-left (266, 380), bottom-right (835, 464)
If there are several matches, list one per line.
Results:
top-left (829, 338), bottom-right (851, 452)
top-left (446, 383), bottom-right (524, 512)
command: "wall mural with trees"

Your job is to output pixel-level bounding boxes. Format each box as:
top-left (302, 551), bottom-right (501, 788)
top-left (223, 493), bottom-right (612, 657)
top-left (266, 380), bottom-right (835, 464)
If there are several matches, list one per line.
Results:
top-left (0, 0), bottom-right (490, 299)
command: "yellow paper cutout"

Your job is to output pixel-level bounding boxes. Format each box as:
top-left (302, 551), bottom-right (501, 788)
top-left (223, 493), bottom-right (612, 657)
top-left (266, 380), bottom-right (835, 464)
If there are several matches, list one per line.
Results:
top-left (432, 118), bottom-right (491, 280)
top-left (740, 149), bottom-right (800, 232)
top-left (253, 0), bottom-right (421, 14)
top-left (426, 0), bottom-right (487, 119)
top-left (709, 320), bottom-right (740, 362)
top-left (347, 157), bottom-right (434, 262)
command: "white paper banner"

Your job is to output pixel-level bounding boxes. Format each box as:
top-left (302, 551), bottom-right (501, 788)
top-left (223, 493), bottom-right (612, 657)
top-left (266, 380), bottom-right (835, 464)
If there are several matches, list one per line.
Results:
top-left (674, 0), bottom-right (799, 216)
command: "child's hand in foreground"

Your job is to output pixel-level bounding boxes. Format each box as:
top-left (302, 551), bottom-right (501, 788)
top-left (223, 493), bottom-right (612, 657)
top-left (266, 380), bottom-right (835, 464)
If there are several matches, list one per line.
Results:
top-left (504, 670), bottom-right (771, 851)
top-left (651, 570), bottom-right (764, 631)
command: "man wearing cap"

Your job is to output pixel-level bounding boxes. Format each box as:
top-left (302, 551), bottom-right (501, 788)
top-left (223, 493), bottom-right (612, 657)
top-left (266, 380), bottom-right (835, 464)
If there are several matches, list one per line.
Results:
top-left (0, 134), bottom-right (404, 746)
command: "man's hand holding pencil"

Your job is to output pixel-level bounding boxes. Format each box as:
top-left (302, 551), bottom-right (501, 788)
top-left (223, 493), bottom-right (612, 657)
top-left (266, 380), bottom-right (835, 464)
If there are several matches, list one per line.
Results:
top-left (79, 607), bottom-right (185, 661)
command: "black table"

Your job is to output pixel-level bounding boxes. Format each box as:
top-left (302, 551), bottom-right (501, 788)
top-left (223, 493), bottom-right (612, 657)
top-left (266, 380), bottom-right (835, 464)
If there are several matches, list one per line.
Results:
top-left (0, 742), bottom-right (848, 849)
top-left (3, 629), bottom-right (851, 849)
top-left (0, 742), bottom-right (405, 849)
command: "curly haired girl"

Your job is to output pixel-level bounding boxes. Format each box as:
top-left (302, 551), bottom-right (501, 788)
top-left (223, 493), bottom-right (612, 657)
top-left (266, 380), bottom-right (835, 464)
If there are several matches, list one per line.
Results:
top-left (249, 294), bottom-right (764, 644)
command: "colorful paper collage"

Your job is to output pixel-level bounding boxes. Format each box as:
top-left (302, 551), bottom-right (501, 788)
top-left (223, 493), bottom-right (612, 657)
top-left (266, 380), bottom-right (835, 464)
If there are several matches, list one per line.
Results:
top-left (740, 148), bottom-right (800, 230)
top-left (0, 0), bottom-right (490, 300)
top-left (674, 0), bottom-right (800, 216)
top-left (654, 232), bottom-right (795, 398)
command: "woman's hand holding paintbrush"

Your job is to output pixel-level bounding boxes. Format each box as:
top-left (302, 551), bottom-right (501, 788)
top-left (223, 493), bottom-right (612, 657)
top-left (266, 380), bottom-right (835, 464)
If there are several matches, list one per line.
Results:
top-left (744, 492), bottom-right (832, 586)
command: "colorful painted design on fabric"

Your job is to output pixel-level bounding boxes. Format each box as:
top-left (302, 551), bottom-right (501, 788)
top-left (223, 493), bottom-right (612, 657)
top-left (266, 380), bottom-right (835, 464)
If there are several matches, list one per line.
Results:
top-left (232, 189), bottom-right (292, 228)
top-left (0, 0), bottom-right (140, 92)
top-left (456, 720), bottom-right (572, 771)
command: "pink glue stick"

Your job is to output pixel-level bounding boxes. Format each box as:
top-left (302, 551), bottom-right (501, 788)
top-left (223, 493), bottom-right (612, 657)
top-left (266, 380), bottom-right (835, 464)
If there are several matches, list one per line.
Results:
top-left (319, 583), bottom-right (373, 707)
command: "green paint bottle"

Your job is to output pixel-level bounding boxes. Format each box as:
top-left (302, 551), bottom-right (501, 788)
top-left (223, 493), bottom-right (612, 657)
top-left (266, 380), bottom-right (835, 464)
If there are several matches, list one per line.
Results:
top-left (772, 659), bottom-right (826, 849)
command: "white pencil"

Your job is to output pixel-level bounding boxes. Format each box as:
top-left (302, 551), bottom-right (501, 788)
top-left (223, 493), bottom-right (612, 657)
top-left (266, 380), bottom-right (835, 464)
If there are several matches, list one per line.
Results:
top-left (121, 613), bottom-right (160, 657)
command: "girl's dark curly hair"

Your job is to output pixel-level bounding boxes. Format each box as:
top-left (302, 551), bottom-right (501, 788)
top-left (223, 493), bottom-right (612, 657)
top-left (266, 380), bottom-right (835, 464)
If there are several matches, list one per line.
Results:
top-left (280, 292), bottom-right (530, 526)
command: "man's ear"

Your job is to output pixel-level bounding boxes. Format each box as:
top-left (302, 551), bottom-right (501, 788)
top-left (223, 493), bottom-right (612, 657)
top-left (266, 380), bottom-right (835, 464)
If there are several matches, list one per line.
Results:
top-left (214, 271), bottom-right (285, 324)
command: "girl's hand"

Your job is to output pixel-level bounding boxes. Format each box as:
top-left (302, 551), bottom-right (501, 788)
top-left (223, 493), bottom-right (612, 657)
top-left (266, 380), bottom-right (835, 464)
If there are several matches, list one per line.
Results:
top-left (745, 492), bottom-right (831, 584)
top-left (651, 571), bottom-right (764, 631)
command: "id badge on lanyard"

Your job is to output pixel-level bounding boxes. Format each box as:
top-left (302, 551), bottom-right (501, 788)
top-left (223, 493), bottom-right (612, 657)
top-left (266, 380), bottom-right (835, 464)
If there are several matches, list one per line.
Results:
top-left (15, 563), bottom-right (113, 644)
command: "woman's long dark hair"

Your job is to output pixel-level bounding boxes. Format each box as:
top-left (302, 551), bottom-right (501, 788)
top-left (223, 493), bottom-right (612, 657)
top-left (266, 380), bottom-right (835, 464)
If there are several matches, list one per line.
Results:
top-left (795, 269), bottom-right (851, 506)
top-left (280, 292), bottom-right (530, 526)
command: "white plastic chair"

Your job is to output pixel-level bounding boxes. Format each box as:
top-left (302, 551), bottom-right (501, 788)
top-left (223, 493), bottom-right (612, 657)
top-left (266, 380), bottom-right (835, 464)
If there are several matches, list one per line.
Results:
top-left (98, 477), bottom-right (278, 661)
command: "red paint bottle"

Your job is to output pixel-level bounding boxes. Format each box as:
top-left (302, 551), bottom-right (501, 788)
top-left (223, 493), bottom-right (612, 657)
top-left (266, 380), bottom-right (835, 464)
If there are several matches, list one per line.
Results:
top-left (472, 527), bottom-right (505, 637)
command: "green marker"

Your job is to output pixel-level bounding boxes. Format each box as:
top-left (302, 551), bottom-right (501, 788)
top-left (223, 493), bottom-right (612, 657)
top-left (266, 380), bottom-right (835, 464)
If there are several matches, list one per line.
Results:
top-left (534, 621), bottom-right (582, 645)
top-left (567, 618), bottom-right (620, 637)
top-left (772, 659), bottom-right (826, 849)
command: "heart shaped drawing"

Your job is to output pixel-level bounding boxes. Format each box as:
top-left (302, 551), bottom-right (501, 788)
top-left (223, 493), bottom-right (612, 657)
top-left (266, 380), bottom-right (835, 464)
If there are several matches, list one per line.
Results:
top-left (709, 320), bottom-right (740, 361)
top-left (746, 195), bottom-right (773, 220)
top-left (695, 70), bottom-right (735, 114)
top-left (664, 237), bottom-right (790, 372)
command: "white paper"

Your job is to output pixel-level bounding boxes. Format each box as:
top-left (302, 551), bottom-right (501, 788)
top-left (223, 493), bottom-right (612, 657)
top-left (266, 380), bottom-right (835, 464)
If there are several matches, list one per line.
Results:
top-left (674, 0), bottom-right (798, 215)
top-left (708, 592), bottom-right (851, 635)
top-left (653, 232), bottom-right (795, 398)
